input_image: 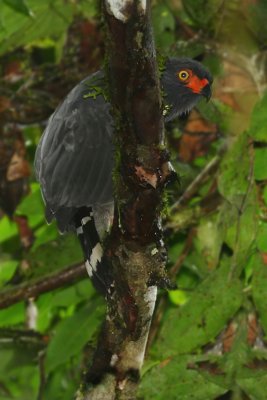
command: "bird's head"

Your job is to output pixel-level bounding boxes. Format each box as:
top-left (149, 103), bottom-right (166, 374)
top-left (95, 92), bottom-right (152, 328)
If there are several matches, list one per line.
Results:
top-left (161, 57), bottom-right (213, 122)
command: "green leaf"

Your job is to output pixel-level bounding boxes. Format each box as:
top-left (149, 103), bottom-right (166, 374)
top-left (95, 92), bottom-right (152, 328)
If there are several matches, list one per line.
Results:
top-left (3, 0), bottom-right (33, 17)
top-left (0, 302), bottom-right (25, 327)
top-left (263, 185), bottom-right (267, 206)
top-left (152, 4), bottom-right (175, 49)
top-left (45, 301), bottom-right (103, 373)
top-left (26, 234), bottom-right (82, 278)
top-left (254, 147), bottom-right (267, 180)
top-left (0, 216), bottom-right (18, 243)
top-left (169, 289), bottom-right (188, 306)
top-left (43, 366), bottom-right (79, 400)
top-left (0, 357), bottom-right (39, 399)
top-left (31, 222), bottom-right (58, 251)
top-left (155, 261), bottom-right (243, 358)
top-left (252, 253), bottom-right (267, 333)
top-left (237, 371), bottom-right (267, 400)
top-left (249, 91), bottom-right (267, 142)
top-left (183, 0), bottom-right (223, 31)
top-left (194, 217), bottom-right (222, 270)
top-left (218, 133), bottom-right (251, 206)
top-left (0, 0), bottom-right (73, 56)
top-left (139, 355), bottom-right (227, 400)
top-left (0, 259), bottom-right (18, 285)
top-left (16, 183), bottom-right (45, 228)
top-left (256, 222), bottom-right (267, 252)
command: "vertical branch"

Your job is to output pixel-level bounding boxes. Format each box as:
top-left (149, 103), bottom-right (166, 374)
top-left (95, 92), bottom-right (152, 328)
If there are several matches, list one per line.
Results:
top-left (77, 1), bottom-right (173, 399)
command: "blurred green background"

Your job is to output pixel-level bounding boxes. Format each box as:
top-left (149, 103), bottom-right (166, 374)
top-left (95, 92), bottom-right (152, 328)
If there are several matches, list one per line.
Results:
top-left (0, 0), bottom-right (267, 399)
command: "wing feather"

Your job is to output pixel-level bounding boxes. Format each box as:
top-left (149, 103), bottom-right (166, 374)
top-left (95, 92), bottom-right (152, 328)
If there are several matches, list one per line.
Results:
top-left (35, 71), bottom-right (114, 230)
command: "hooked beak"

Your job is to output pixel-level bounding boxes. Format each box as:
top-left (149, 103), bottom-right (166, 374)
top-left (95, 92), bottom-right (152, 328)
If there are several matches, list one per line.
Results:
top-left (201, 84), bottom-right (212, 101)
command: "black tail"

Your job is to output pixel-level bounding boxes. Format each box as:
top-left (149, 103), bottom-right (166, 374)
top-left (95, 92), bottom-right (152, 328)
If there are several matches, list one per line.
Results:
top-left (75, 207), bottom-right (112, 295)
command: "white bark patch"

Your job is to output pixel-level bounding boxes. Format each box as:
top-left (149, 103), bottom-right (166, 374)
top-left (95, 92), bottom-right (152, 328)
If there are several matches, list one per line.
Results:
top-left (117, 286), bottom-right (158, 372)
top-left (105, 0), bottom-right (131, 22)
top-left (140, 0), bottom-right (147, 11)
top-left (144, 286), bottom-right (157, 315)
top-left (26, 298), bottom-right (38, 330)
top-left (151, 248), bottom-right (158, 256)
top-left (106, 0), bottom-right (147, 23)
top-left (110, 353), bottom-right (119, 367)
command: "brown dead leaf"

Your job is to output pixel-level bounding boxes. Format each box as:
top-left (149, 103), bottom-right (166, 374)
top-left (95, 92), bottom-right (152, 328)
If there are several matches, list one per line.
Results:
top-left (247, 313), bottom-right (258, 346)
top-left (222, 322), bottom-right (237, 352)
top-left (261, 253), bottom-right (267, 265)
top-left (0, 97), bottom-right (11, 113)
top-left (6, 152), bottom-right (31, 181)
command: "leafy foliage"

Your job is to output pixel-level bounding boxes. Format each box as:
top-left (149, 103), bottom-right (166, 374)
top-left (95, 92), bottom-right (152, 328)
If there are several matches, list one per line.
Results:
top-left (0, 0), bottom-right (267, 399)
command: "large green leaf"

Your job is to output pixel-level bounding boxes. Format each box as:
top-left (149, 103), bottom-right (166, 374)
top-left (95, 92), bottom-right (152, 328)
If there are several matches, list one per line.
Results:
top-left (139, 355), bottom-right (227, 400)
top-left (237, 371), bottom-right (267, 400)
top-left (194, 216), bottom-right (222, 270)
top-left (0, 259), bottom-right (18, 286)
top-left (0, 302), bottom-right (25, 327)
top-left (249, 91), bottom-right (267, 142)
top-left (0, 216), bottom-right (18, 244)
top-left (45, 300), bottom-right (104, 373)
top-left (0, 0), bottom-right (72, 56)
top-left (3, 0), bottom-right (33, 16)
top-left (251, 253), bottom-right (267, 333)
top-left (0, 0), bottom-right (98, 56)
top-left (26, 234), bottom-right (82, 278)
top-left (16, 183), bottom-right (45, 228)
top-left (155, 262), bottom-right (242, 358)
top-left (152, 4), bottom-right (175, 49)
top-left (36, 280), bottom-right (94, 332)
top-left (218, 133), bottom-right (251, 207)
top-left (254, 147), bottom-right (267, 180)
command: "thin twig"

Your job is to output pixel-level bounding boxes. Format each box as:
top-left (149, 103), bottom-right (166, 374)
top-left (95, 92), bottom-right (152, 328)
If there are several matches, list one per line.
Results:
top-left (0, 328), bottom-right (47, 347)
top-left (0, 262), bottom-right (86, 310)
top-left (170, 146), bottom-right (226, 214)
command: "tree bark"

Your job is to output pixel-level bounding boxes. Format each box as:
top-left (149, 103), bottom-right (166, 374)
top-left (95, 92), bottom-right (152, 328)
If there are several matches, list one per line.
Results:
top-left (76, 1), bottom-right (173, 398)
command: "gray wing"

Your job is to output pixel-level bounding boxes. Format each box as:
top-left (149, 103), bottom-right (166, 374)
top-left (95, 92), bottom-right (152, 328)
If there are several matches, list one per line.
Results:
top-left (34, 71), bottom-right (114, 231)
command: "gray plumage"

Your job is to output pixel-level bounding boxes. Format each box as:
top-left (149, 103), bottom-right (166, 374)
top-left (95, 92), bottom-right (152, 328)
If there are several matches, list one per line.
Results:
top-left (35, 71), bottom-right (114, 232)
top-left (35, 58), bottom-right (212, 233)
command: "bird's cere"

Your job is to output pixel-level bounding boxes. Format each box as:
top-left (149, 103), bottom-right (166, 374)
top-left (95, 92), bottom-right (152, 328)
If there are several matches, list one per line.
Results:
top-left (105, 0), bottom-right (147, 23)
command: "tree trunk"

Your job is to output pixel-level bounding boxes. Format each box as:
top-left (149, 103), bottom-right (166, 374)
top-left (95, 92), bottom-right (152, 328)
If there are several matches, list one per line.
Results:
top-left (76, 1), bottom-right (173, 398)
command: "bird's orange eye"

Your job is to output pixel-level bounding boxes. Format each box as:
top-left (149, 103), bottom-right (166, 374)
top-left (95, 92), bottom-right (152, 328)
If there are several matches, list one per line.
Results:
top-left (178, 70), bottom-right (189, 81)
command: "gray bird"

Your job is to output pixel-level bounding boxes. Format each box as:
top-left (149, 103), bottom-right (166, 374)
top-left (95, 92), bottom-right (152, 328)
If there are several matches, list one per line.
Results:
top-left (35, 58), bottom-right (212, 292)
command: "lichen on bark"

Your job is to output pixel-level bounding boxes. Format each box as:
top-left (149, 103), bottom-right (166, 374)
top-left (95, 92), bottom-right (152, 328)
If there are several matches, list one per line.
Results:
top-left (76, 1), bottom-right (174, 398)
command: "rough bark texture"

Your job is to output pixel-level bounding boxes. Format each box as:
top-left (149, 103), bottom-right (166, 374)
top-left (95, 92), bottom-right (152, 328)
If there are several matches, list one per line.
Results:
top-left (76, 1), bottom-right (173, 399)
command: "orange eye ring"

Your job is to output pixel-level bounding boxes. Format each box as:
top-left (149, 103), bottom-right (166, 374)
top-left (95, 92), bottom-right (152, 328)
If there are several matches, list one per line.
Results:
top-left (178, 70), bottom-right (189, 81)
